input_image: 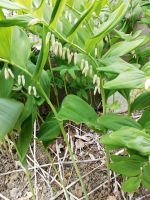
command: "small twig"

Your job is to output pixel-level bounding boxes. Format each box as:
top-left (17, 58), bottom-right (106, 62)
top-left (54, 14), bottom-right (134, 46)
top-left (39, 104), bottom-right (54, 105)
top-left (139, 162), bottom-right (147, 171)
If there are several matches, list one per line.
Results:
top-left (0, 193), bottom-right (10, 200)
top-left (33, 121), bottom-right (38, 200)
top-left (0, 159), bottom-right (102, 176)
top-left (79, 175), bottom-right (118, 200)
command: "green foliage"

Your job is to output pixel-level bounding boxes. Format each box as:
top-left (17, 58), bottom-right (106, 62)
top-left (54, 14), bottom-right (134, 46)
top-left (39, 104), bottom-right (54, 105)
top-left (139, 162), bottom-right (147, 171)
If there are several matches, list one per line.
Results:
top-left (1, 0), bottom-right (150, 196)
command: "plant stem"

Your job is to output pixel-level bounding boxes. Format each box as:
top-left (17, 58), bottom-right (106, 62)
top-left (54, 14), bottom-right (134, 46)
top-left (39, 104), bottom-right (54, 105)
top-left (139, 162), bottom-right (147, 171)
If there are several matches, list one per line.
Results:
top-left (100, 76), bottom-right (111, 188)
top-left (48, 56), bottom-right (60, 107)
top-left (100, 77), bottom-right (106, 115)
top-left (25, 168), bottom-right (36, 200)
top-left (44, 147), bottom-right (69, 200)
top-left (38, 85), bottom-right (89, 200)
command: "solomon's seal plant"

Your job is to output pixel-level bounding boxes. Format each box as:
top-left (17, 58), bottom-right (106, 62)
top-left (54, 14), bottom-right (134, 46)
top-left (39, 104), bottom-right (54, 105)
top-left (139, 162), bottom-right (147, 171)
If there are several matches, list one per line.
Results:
top-left (0, 0), bottom-right (150, 199)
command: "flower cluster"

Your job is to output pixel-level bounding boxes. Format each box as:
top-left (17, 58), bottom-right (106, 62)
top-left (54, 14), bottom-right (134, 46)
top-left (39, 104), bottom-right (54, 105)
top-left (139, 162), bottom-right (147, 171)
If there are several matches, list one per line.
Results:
top-left (80, 59), bottom-right (93, 77)
top-left (18, 75), bottom-right (25, 86)
top-left (93, 74), bottom-right (100, 95)
top-left (4, 68), bottom-right (14, 80)
top-left (28, 86), bottom-right (37, 97)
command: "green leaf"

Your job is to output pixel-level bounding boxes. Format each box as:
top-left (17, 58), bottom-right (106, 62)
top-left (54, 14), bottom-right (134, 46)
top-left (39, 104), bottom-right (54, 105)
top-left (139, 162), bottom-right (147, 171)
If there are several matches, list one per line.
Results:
top-left (142, 164), bottom-right (150, 189)
top-left (16, 115), bottom-right (33, 162)
top-left (85, 1), bottom-right (130, 52)
top-left (104, 70), bottom-right (146, 89)
top-left (0, 98), bottom-right (24, 140)
top-left (15, 96), bottom-right (36, 129)
top-left (58, 95), bottom-right (98, 129)
top-left (101, 127), bottom-right (150, 156)
top-left (67, 2), bottom-right (95, 41)
top-left (0, 14), bottom-right (34, 27)
top-left (122, 177), bottom-right (141, 193)
top-left (98, 59), bottom-right (138, 74)
top-left (50, 0), bottom-right (67, 28)
top-left (0, 0), bottom-right (26, 10)
top-left (131, 92), bottom-right (150, 112)
top-left (0, 27), bottom-right (31, 70)
top-left (104, 37), bottom-right (149, 58)
top-left (109, 158), bottom-right (143, 177)
top-left (38, 113), bottom-right (60, 142)
top-left (97, 113), bottom-right (142, 131)
top-left (0, 68), bottom-right (14, 97)
top-left (138, 107), bottom-right (150, 128)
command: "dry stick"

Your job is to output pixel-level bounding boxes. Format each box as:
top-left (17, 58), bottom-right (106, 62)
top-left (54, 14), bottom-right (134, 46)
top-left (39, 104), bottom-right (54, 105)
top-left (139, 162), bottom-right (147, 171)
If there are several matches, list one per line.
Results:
top-left (33, 121), bottom-right (38, 200)
top-left (0, 158), bottom-right (102, 177)
top-left (56, 141), bottom-right (68, 200)
top-left (79, 175), bottom-right (118, 200)
top-left (0, 193), bottom-right (10, 200)
top-left (51, 164), bottom-right (105, 200)
top-left (38, 86), bottom-right (88, 200)
top-left (27, 157), bottom-right (79, 200)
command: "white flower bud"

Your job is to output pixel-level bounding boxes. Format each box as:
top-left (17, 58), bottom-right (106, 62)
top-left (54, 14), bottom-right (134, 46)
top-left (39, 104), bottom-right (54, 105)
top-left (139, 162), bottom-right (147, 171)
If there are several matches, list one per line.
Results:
top-left (58, 43), bottom-right (63, 57)
top-left (145, 79), bottom-right (150, 91)
top-left (90, 65), bottom-right (93, 76)
top-left (94, 86), bottom-right (98, 95)
top-left (95, 48), bottom-right (98, 57)
top-left (51, 34), bottom-right (55, 46)
top-left (28, 18), bottom-right (40, 26)
top-left (46, 32), bottom-right (51, 45)
top-left (21, 75), bottom-right (25, 86)
top-left (74, 52), bottom-right (77, 65)
top-left (93, 74), bottom-right (97, 84)
top-left (62, 47), bottom-right (67, 60)
top-left (4, 68), bottom-right (9, 80)
top-left (96, 77), bottom-right (100, 87)
top-left (68, 13), bottom-right (72, 23)
top-left (53, 41), bottom-right (59, 55)
top-left (18, 75), bottom-right (21, 85)
top-left (28, 86), bottom-right (32, 95)
top-left (65, 10), bottom-right (68, 19)
top-left (74, 18), bottom-right (78, 24)
top-left (7, 68), bottom-right (14, 79)
top-left (32, 86), bottom-right (37, 97)
top-left (80, 59), bottom-right (85, 70)
top-left (67, 48), bottom-right (70, 61)
top-left (68, 52), bottom-right (73, 64)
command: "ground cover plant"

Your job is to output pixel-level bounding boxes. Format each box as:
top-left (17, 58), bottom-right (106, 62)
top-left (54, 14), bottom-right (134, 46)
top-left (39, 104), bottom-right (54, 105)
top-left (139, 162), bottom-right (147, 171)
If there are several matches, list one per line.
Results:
top-left (1, 0), bottom-right (150, 199)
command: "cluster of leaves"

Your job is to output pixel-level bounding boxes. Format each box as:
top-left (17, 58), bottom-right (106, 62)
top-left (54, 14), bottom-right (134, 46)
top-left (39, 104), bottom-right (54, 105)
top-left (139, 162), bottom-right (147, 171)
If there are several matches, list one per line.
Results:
top-left (0, 0), bottom-right (150, 196)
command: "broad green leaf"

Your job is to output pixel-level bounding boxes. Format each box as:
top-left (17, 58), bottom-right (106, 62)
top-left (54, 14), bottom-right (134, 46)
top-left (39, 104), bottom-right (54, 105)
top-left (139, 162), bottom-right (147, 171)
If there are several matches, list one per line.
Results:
top-left (85, 1), bottom-right (130, 52)
top-left (0, 68), bottom-right (14, 97)
top-left (16, 115), bottom-right (33, 162)
top-left (0, 0), bottom-right (26, 10)
top-left (97, 113), bottom-right (142, 131)
top-left (101, 127), bottom-right (150, 156)
top-left (131, 92), bottom-right (150, 112)
top-left (67, 2), bottom-right (94, 41)
top-left (0, 27), bottom-right (31, 70)
top-left (142, 164), bottom-right (150, 189)
top-left (0, 9), bottom-right (5, 20)
top-left (58, 95), bottom-right (98, 129)
top-left (15, 0), bottom-right (32, 10)
top-left (38, 113), bottom-right (60, 142)
top-left (0, 14), bottom-right (34, 27)
top-left (104, 70), bottom-right (146, 89)
top-left (109, 158), bottom-right (143, 177)
top-left (104, 37), bottom-right (149, 58)
top-left (50, 0), bottom-right (67, 28)
top-left (138, 107), bottom-right (150, 128)
top-left (122, 177), bottom-right (141, 192)
top-left (0, 98), bottom-right (24, 140)
top-left (15, 96), bottom-right (36, 129)
top-left (32, 0), bottom-right (43, 9)
top-left (98, 60), bottom-right (138, 74)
